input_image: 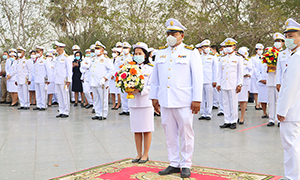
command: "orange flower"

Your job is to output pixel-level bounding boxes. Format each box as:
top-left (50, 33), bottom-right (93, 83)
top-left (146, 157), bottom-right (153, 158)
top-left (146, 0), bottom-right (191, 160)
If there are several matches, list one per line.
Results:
top-left (115, 76), bottom-right (119, 82)
top-left (139, 75), bottom-right (144, 79)
top-left (128, 61), bottom-right (136, 65)
top-left (130, 68), bottom-right (137, 75)
top-left (119, 65), bottom-right (123, 68)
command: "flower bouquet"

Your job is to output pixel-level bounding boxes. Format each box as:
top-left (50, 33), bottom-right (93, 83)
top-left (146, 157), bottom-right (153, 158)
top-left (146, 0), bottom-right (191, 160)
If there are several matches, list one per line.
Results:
top-left (262, 47), bottom-right (279, 72)
top-left (115, 61), bottom-right (145, 99)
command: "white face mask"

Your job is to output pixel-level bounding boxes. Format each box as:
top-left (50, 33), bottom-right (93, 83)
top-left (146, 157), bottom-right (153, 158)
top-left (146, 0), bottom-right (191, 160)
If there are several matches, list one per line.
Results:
top-left (203, 48), bottom-right (210, 54)
top-left (257, 50), bottom-right (263, 55)
top-left (285, 36), bottom-right (300, 50)
top-left (17, 53), bottom-right (22, 57)
top-left (46, 57), bottom-right (52, 61)
top-left (36, 53), bottom-right (41, 57)
top-left (274, 42), bottom-right (282, 49)
top-left (167, 35), bottom-right (178, 47)
top-left (220, 50), bottom-right (223, 54)
top-left (224, 47), bottom-right (233, 53)
top-left (95, 50), bottom-right (101, 55)
top-left (123, 49), bottom-right (129, 55)
top-left (31, 55), bottom-right (36, 59)
top-left (112, 53), bottom-right (117, 58)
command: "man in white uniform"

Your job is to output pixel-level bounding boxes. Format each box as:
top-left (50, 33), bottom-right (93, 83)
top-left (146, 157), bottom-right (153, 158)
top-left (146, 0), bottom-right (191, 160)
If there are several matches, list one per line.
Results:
top-left (149, 18), bottom-right (203, 178)
top-left (217, 42), bottom-right (226, 116)
top-left (16, 46), bottom-right (31, 110)
top-left (217, 38), bottom-right (243, 129)
top-left (54, 42), bottom-right (73, 118)
top-left (90, 41), bottom-right (114, 120)
top-left (277, 18), bottom-right (300, 180)
top-left (198, 39), bottom-right (217, 120)
top-left (80, 49), bottom-right (94, 108)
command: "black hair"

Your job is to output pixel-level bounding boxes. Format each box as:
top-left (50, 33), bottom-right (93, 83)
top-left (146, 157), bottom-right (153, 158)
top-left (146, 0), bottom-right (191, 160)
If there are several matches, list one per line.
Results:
top-left (211, 45), bottom-right (218, 51)
top-left (74, 51), bottom-right (82, 62)
top-left (133, 48), bottom-right (150, 64)
top-left (152, 55), bottom-right (156, 62)
top-left (30, 50), bottom-right (36, 55)
top-left (3, 51), bottom-right (8, 55)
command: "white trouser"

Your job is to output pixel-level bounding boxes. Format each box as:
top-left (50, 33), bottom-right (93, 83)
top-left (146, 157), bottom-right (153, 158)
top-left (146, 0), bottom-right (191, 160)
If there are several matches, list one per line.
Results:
top-left (218, 90), bottom-right (224, 113)
top-left (161, 107), bottom-right (194, 168)
top-left (56, 84), bottom-right (70, 115)
top-left (18, 84), bottom-right (29, 107)
top-left (85, 92), bottom-right (93, 105)
top-left (52, 93), bottom-right (58, 103)
top-left (280, 121), bottom-right (300, 180)
top-left (223, 89), bottom-right (238, 124)
top-left (121, 92), bottom-right (129, 112)
top-left (200, 84), bottom-right (213, 117)
top-left (92, 87), bottom-right (108, 117)
top-left (35, 83), bottom-right (46, 108)
top-left (268, 86), bottom-right (278, 123)
top-left (213, 87), bottom-right (219, 107)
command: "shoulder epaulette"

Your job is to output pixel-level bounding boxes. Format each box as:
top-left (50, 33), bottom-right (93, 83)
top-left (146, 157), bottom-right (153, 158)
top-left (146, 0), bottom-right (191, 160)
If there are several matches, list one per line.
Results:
top-left (217, 54), bottom-right (222, 57)
top-left (147, 63), bottom-right (154, 67)
top-left (209, 52), bottom-right (214, 56)
top-left (131, 54), bottom-right (133, 56)
top-left (158, 46), bottom-right (168, 50)
top-left (184, 45), bottom-right (194, 50)
top-left (251, 55), bottom-right (256, 57)
top-left (64, 54), bottom-right (69, 57)
top-left (104, 55), bottom-right (109, 58)
top-left (43, 56), bottom-right (46, 59)
top-left (245, 58), bottom-right (250, 61)
top-left (221, 54), bottom-right (226, 57)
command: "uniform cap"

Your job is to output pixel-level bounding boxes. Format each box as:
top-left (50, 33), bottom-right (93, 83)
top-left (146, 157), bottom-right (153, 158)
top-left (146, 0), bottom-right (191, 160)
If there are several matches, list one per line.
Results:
top-left (48, 49), bottom-right (56, 54)
top-left (284, 18), bottom-right (300, 33)
top-left (195, 43), bottom-right (202, 48)
top-left (55, 42), bottom-right (65, 48)
top-left (132, 42), bottom-right (148, 52)
top-left (255, 43), bottom-right (264, 49)
top-left (224, 38), bottom-right (237, 46)
top-left (273, 32), bottom-right (285, 41)
top-left (116, 42), bottom-right (122, 47)
top-left (85, 49), bottom-right (91, 52)
top-left (148, 48), bottom-right (155, 52)
top-left (72, 45), bottom-right (80, 50)
top-left (238, 47), bottom-right (249, 57)
top-left (199, 39), bottom-right (211, 47)
top-left (46, 53), bottom-right (53, 57)
top-left (220, 41), bottom-right (226, 46)
top-left (9, 48), bottom-right (17, 53)
top-left (17, 46), bottom-right (26, 52)
top-left (122, 42), bottom-right (131, 48)
top-left (90, 45), bottom-right (95, 50)
top-left (95, 41), bottom-right (106, 49)
top-left (10, 52), bottom-right (17, 57)
top-left (165, 18), bottom-right (187, 32)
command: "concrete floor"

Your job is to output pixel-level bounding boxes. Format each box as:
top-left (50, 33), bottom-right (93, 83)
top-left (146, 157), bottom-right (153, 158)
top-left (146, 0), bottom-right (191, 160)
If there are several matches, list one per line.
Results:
top-left (0, 102), bottom-right (284, 180)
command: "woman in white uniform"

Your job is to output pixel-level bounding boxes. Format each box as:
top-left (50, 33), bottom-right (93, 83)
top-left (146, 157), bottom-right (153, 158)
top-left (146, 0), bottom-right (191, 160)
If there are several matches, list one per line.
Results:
top-left (129, 42), bottom-right (154, 164)
top-left (257, 49), bottom-right (269, 118)
top-left (46, 53), bottom-right (55, 107)
top-left (109, 48), bottom-right (121, 110)
top-left (6, 52), bottom-right (19, 106)
top-left (29, 50), bottom-right (37, 105)
top-left (237, 47), bottom-right (253, 124)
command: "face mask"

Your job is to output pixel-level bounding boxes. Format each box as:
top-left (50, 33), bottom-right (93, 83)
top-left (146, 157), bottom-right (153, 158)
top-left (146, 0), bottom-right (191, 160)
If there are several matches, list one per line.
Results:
top-left (204, 48), bottom-right (210, 54)
top-left (18, 53), bottom-right (22, 57)
top-left (36, 53), bottom-right (41, 57)
top-left (274, 42), bottom-right (282, 49)
top-left (90, 53), bottom-right (95, 57)
top-left (86, 54), bottom-right (90, 57)
top-left (112, 53), bottom-right (117, 58)
top-left (224, 47), bottom-right (233, 53)
top-left (2, 55), bottom-right (7, 59)
top-left (257, 50), bottom-right (263, 55)
top-left (285, 36), bottom-right (300, 50)
top-left (123, 49), bottom-right (129, 55)
top-left (95, 50), bottom-right (101, 55)
top-left (31, 55), bottom-right (36, 59)
top-left (10, 57), bottom-right (15, 61)
top-left (75, 56), bottom-right (80, 60)
top-left (167, 35), bottom-right (177, 47)
top-left (220, 50), bottom-right (223, 55)
top-left (134, 55), bottom-right (145, 64)
top-left (47, 57), bottom-right (52, 61)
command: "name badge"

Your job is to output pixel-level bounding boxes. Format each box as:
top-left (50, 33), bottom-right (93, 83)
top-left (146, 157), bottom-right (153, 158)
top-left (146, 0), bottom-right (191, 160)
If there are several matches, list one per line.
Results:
top-left (159, 55), bottom-right (166, 58)
top-left (178, 55), bottom-right (187, 58)
top-left (100, 59), bottom-right (104, 63)
top-left (144, 74), bottom-right (149, 77)
top-left (232, 61), bottom-right (237, 63)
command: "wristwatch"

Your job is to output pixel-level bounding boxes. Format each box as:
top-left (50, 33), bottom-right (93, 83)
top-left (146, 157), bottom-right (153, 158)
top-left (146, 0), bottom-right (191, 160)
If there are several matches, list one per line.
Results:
top-left (238, 84), bottom-right (242, 87)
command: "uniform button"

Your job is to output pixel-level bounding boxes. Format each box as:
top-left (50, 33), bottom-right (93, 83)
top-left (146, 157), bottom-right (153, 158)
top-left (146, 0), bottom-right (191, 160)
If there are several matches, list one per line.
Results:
top-left (170, 60), bottom-right (172, 62)
top-left (226, 72), bottom-right (228, 74)
top-left (172, 52), bottom-right (174, 54)
top-left (227, 67), bottom-right (228, 69)
top-left (92, 75), bottom-right (94, 77)
top-left (226, 78), bottom-right (228, 80)
top-left (168, 77), bottom-right (170, 79)
top-left (167, 86), bottom-right (169, 88)
top-left (169, 68), bottom-right (171, 70)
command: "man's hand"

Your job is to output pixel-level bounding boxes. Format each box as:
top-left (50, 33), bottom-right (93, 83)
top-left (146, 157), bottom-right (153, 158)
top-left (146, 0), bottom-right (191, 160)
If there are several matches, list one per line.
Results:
top-left (217, 85), bottom-right (221, 92)
top-left (244, 74), bottom-right (251, 78)
top-left (15, 81), bottom-right (17, 86)
top-left (191, 101), bottom-right (201, 114)
top-left (66, 82), bottom-right (71, 88)
top-left (236, 85), bottom-right (241, 93)
top-left (28, 81), bottom-right (31, 85)
top-left (277, 114), bottom-right (285, 122)
top-left (276, 84), bottom-right (281, 92)
top-left (7, 74), bottom-right (11, 80)
top-left (152, 99), bottom-right (160, 113)
top-left (111, 76), bottom-right (114, 80)
top-left (46, 82), bottom-right (50, 85)
top-left (260, 80), bottom-right (266, 84)
top-left (212, 82), bottom-right (217, 88)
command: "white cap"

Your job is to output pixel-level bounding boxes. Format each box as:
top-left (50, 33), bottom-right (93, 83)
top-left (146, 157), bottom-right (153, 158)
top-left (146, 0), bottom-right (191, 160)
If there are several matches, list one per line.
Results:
top-left (36, 46), bottom-right (45, 50)
top-left (46, 53), bottom-right (53, 57)
top-left (115, 48), bottom-right (122, 53)
top-left (255, 43), bottom-right (264, 49)
top-left (55, 42), bottom-right (66, 48)
top-left (85, 49), bottom-right (91, 52)
top-left (284, 18), bottom-right (300, 33)
top-left (220, 41), bottom-right (226, 46)
top-left (199, 39), bottom-right (211, 47)
top-left (238, 47), bottom-right (249, 57)
top-left (122, 42), bottom-right (131, 48)
top-left (9, 48), bottom-right (17, 53)
top-left (273, 32), bottom-right (285, 41)
top-left (165, 18), bottom-right (187, 32)
top-left (10, 52), bottom-right (17, 57)
top-left (48, 49), bottom-right (56, 54)
top-left (224, 38), bottom-right (237, 46)
top-left (116, 42), bottom-right (122, 47)
top-left (17, 46), bottom-right (26, 52)
top-left (132, 42), bottom-right (148, 52)
top-left (90, 45), bottom-right (95, 49)
top-left (72, 45), bottom-right (80, 50)
top-left (95, 41), bottom-right (106, 49)
top-left (195, 43), bottom-right (201, 48)
top-left (148, 48), bottom-right (155, 52)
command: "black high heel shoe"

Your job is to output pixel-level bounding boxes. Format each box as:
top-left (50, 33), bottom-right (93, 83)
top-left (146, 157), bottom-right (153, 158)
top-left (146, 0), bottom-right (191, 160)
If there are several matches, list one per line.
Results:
top-left (132, 158), bottom-right (141, 163)
top-left (238, 118), bottom-right (244, 124)
top-left (138, 157), bottom-right (149, 164)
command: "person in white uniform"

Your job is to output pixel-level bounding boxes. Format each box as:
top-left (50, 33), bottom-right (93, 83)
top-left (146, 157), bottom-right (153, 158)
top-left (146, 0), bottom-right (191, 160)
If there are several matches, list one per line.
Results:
top-left (45, 53), bottom-right (55, 107)
top-left (33, 46), bottom-right (48, 111)
top-left (54, 42), bottom-right (73, 118)
top-left (80, 49), bottom-right (93, 108)
top-left (29, 50), bottom-right (37, 105)
top-left (217, 42), bottom-right (226, 116)
top-left (211, 45), bottom-right (220, 110)
top-left (267, 33), bottom-right (285, 127)
top-left (6, 52), bottom-right (19, 106)
top-left (217, 38), bottom-right (243, 130)
top-left (129, 42), bottom-right (154, 164)
top-left (256, 46), bottom-right (269, 118)
top-left (237, 47), bottom-right (252, 124)
top-left (109, 47), bottom-right (122, 110)
top-left (90, 41), bottom-right (114, 120)
top-left (198, 39), bottom-right (217, 120)
top-left (250, 44), bottom-right (264, 110)
top-left (16, 46), bottom-right (31, 110)
top-left (149, 18), bottom-right (203, 178)
top-left (118, 42), bottom-right (133, 116)
top-left (277, 18), bottom-right (300, 180)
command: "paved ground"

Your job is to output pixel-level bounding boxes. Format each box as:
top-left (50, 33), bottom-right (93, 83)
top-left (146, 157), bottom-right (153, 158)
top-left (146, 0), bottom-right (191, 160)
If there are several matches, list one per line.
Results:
top-left (0, 102), bottom-right (284, 180)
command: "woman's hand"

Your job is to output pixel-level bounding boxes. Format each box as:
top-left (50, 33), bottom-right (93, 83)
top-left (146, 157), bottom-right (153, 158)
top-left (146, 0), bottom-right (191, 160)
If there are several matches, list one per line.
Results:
top-left (131, 88), bottom-right (141, 94)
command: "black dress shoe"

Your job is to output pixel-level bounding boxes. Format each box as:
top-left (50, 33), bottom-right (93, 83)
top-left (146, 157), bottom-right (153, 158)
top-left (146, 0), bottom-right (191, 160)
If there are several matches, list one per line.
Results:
top-left (220, 123), bottom-right (231, 128)
top-left (5, 101), bottom-right (12, 104)
top-left (255, 107), bottom-right (260, 110)
top-left (24, 107), bottom-right (30, 110)
top-left (230, 123), bottom-right (237, 129)
top-left (33, 107), bottom-right (40, 110)
top-left (51, 102), bottom-right (58, 105)
top-left (181, 168), bottom-right (191, 178)
top-left (138, 157), bottom-right (149, 164)
top-left (111, 107), bottom-right (117, 110)
top-left (158, 166), bottom-right (181, 175)
top-left (217, 112), bottom-right (224, 116)
top-left (198, 116), bottom-right (206, 120)
top-left (40, 108), bottom-right (46, 111)
top-left (154, 112), bottom-right (161, 116)
top-left (119, 111), bottom-right (128, 115)
top-left (259, 108), bottom-right (263, 110)
top-left (61, 114), bottom-right (69, 118)
top-left (70, 101), bottom-right (75, 103)
top-left (267, 122), bottom-right (275, 126)
top-left (99, 116), bottom-right (107, 120)
top-left (74, 103), bottom-right (78, 107)
top-left (278, 122), bottom-right (280, 127)
top-left (56, 114), bottom-right (63, 118)
top-left (261, 115), bottom-right (269, 118)
top-left (132, 158), bottom-right (141, 163)
top-left (85, 104), bottom-right (91, 109)
top-left (205, 117), bottom-right (211, 120)
top-left (92, 109), bottom-right (95, 113)
top-left (92, 116), bottom-right (100, 120)
top-left (126, 112), bottom-right (130, 116)
top-left (0, 101), bottom-right (6, 103)
top-left (11, 102), bottom-right (18, 106)
top-left (47, 105), bottom-right (51, 107)
top-left (18, 107), bottom-right (24, 110)
top-left (212, 106), bottom-right (218, 109)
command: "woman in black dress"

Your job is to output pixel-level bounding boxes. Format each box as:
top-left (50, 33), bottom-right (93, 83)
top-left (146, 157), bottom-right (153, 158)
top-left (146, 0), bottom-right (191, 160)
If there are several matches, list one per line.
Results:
top-left (72, 51), bottom-right (84, 107)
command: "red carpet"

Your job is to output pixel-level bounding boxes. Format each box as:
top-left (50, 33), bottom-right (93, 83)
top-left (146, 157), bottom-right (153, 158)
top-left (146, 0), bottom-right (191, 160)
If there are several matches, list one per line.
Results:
top-left (50, 158), bottom-right (282, 180)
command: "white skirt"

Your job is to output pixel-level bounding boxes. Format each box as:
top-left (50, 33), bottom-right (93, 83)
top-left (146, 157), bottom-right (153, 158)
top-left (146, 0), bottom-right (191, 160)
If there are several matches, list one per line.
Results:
top-left (83, 80), bottom-right (92, 94)
top-left (258, 84), bottom-right (269, 103)
top-left (29, 80), bottom-right (35, 91)
top-left (7, 81), bottom-right (18, 93)
top-left (109, 79), bottom-right (120, 94)
top-left (129, 107), bottom-right (154, 132)
top-left (250, 78), bottom-right (258, 93)
top-left (238, 85), bottom-right (249, 102)
top-left (47, 83), bottom-right (55, 94)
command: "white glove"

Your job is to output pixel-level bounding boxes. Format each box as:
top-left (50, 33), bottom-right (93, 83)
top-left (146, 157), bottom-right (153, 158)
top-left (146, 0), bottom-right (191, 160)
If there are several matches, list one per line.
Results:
top-left (100, 78), bottom-right (106, 86)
